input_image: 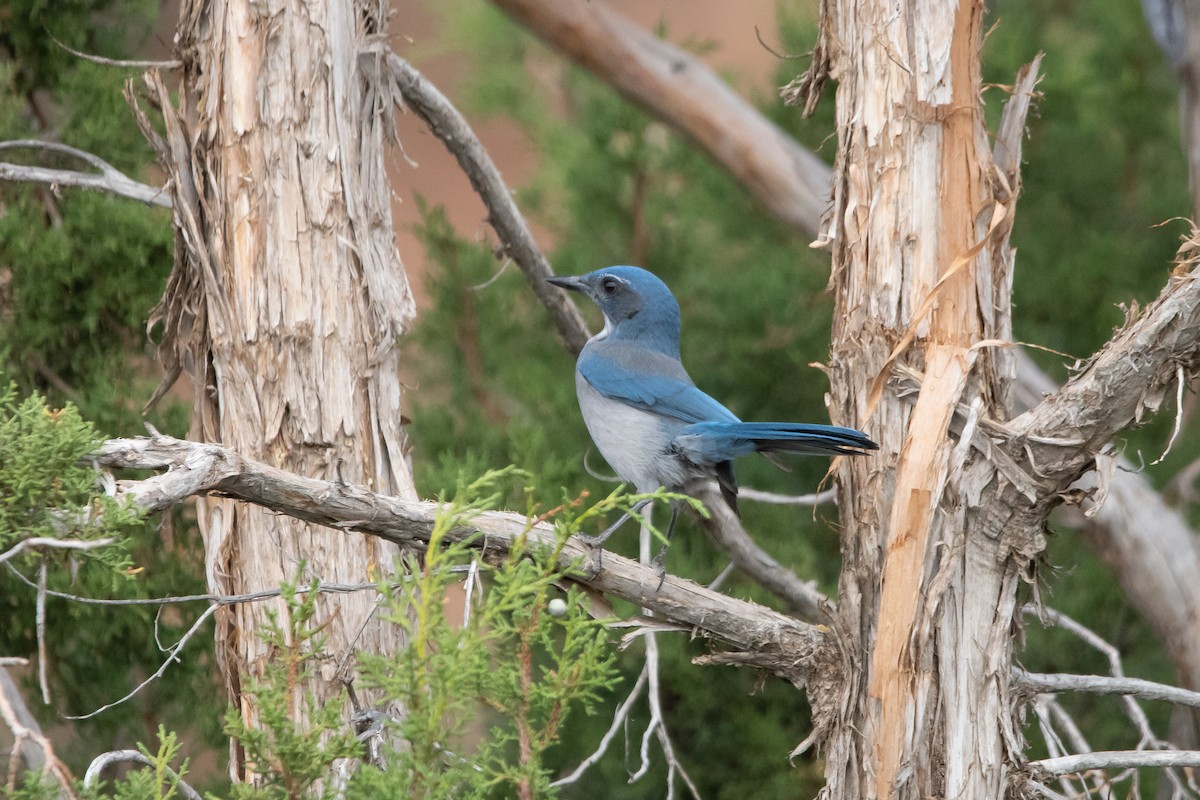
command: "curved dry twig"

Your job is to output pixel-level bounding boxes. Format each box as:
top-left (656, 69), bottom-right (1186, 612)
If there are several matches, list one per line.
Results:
top-left (83, 750), bottom-right (201, 800)
top-left (0, 669), bottom-right (75, 800)
top-left (0, 535), bottom-right (116, 567)
top-left (552, 665), bottom-right (649, 787)
top-left (48, 33), bottom-right (182, 69)
top-left (2, 565), bottom-right (383, 607)
top-left (64, 604), bottom-right (218, 721)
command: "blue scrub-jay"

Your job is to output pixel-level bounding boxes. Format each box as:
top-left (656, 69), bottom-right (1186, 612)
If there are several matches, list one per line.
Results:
top-left (547, 266), bottom-right (877, 573)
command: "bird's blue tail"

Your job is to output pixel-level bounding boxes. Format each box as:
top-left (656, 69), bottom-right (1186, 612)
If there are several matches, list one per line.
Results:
top-left (676, 422), bottom-right (876, 514)
top-left (677, 421), bottom-right (878, 462)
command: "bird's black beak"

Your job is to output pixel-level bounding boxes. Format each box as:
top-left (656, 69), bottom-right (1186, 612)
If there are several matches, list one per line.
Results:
top-left (546, 275), bottom-right (588, 294)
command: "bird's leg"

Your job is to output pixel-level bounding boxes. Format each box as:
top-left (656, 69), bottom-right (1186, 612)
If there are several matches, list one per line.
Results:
top-left (577, 497), bottom-right (654, 546)
top-left (577, 497), bottom-right (655, 574)
top-left (653, 499), bottom-right (683, 590)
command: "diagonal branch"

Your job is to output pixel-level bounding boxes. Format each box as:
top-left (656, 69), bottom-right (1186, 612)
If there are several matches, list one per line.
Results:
top-left (0, 668), bottom-right (75, 799)
top-left (489, 0), bottom-right (830, 238)
top-left (381, 52), bottom-right (590, 355)
top-left (692, 484), bottom-right (827, 619)
top-left (1014, 242), bottom-right (1200, 481)
top-left (91, 433), bottom-right (831, 685)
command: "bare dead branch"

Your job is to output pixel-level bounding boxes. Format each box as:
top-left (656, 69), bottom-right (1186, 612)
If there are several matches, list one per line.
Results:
top-left (91, 433), bottom-right (831, 684)
top-left (634, 632), bottom-right (702, 799)
top-left (1015, 243), bottom-right (1200, 483)
top-left (83, 750), bottom-right (201, 800)
top-left (0, 140), bottom-right (123, 173)
top-left (1017, 669), bottom-right (1200, 709)
top-left (1031, 696), bottom-right (1093, 799)
top-left (380, 52), bottom-right (590, 355)
top-left (489, 0), bottom-right (830, 238)
top-left (1034, 750), bottom-right (1200, 775)
top-left (1026, 782), bottom-right (1073, 800)
top-left (738, 487), bottom-right (837, 506)
top-left (993, 55), bottom-right (1045, 182)
top-left (551, 664), bottom-right (649, 787)
top-left (0, 140), bottom-right (171, 208)
top-left (0, 536), bottom-right (117, 566)
top-left (36, 563), bottom-right (49, 705)
top-left (1, 565), bottom-right (394, 607)
top-left (691, 484), bottom-right (828, 620)
top-left (64, 603), bottom-right (217, 721)
top-left (1025, 606), bottom-right (1200, 798)
top-left (1035, 607), bottom-right (1169, 741)
top-left (1014, 350), bottom-right (1200, 695)
top-left (0, 669), bottom-right (75, 799)
top-left (48, 33), bottom-right (182, 69)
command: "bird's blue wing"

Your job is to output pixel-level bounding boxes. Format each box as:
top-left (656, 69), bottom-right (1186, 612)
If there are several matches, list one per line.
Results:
top-left (578, 342), bottom-right (739, 425)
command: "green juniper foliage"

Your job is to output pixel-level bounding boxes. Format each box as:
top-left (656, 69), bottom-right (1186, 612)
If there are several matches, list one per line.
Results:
top-left (223, 578), bottom-right (362, 800)
top-left (350, 467), bottom-right (618, 800)
top-left (0, 376), bottom-right (219, 784)
top-left (0, 0), bottom-right (213, 780)
top-left (1, 0), bottom-right (178, 435)
top-left (83, 470), bottom-right (618, 800)
top-left (0, 378), bottom-right (141, 570)
top-left (6, 771), bottom-right (59, 800)
top-left (4, 728), bottom-right (193, 800)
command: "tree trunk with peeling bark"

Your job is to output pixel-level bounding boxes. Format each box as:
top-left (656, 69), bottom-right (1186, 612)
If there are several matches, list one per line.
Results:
top-left (133, 0), bottom-right (417, 779)
top-left (815, 0), bottom-right (1031, 796)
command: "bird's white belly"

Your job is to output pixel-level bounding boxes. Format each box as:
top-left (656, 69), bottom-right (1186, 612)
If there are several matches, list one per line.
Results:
top-left (576, 374), bottom-right (689, 493)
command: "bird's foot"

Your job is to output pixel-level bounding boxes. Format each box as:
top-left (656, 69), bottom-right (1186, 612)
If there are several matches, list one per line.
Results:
top-left (575, 534), bottom-right (606, 578)
top-left (653, 544), bottom-right (669, 591)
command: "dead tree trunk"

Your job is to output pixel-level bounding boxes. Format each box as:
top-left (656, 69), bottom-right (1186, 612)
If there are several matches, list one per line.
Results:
top-left (133, 0), bottom-right (416, 777)
top-left (814, 0), bottom-right (1033, 796)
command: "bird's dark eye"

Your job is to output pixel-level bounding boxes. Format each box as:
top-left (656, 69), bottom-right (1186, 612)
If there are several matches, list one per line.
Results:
top-left (601, 278), bottom-right (618, 294)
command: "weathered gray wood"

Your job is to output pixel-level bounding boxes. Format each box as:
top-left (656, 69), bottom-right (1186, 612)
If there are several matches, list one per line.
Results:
top-left (817, 1), bottom-right (1035, 795)
top-left (92, 433), bottom-right (833, 688)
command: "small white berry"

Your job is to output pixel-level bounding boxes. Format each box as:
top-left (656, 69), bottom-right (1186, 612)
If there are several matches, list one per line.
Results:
top-left (548, 598), bottom-right (568, 617)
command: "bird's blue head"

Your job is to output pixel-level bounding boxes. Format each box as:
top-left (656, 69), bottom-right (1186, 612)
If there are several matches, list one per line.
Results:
top-left (547, 266), bottom-right (681, 356)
